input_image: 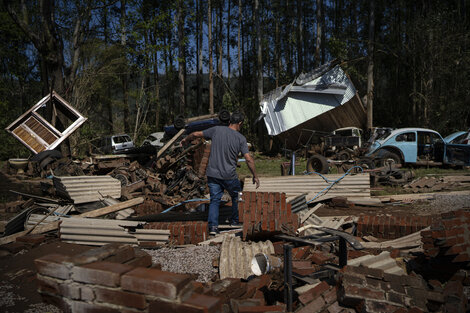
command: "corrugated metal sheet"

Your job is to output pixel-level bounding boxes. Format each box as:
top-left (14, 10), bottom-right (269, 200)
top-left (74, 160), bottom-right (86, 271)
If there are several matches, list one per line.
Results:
top-left (219, 236), bottom-right (274, 279)
top-left (243, 173), bottom-right (370, 202)
top-left (53, 175), bottom-right (121, 204)
top-left (260, 64), bottom-right (366, 149)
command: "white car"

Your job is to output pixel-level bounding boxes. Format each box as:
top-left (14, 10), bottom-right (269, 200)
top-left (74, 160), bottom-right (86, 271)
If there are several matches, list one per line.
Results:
top-left (142, 132), bottom-right (165, 147)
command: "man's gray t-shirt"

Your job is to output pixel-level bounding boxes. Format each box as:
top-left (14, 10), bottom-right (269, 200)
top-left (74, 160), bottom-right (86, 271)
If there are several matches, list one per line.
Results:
top-left (203, 126), bottom-right (249, 180)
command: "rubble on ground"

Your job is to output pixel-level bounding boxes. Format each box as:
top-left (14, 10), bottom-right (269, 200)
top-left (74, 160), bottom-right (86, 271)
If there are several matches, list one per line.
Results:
top-left (1, 129), bottom-right (470, 312)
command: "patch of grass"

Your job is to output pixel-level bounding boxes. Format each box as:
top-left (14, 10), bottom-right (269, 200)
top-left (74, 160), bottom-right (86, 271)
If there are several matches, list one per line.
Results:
top-left (238, 156), bottom-right (307, 177)
top-left (406, 166), bottom-right (470, 179)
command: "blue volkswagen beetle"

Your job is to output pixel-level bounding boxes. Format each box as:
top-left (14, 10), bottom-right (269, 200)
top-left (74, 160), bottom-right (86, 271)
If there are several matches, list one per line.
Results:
top-left (366, 128), bottom-right (470, 167)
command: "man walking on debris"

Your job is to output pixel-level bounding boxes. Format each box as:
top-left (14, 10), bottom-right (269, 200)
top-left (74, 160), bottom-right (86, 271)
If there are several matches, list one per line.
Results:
top-left (181, 112), bottom-right (260, 235)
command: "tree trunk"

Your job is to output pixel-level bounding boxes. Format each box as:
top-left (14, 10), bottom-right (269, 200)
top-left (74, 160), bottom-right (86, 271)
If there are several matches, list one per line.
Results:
top-left (177, 0), bottom-right (186, 115)
top-left (120, 0), bottom-right (130, 133)
top-left (315, 0), bottom-right (322, 67)
top-left (208, 0), bottom-right (214, 114)
top-left (237, 0), bottom-right (242, 80)
top-left (275, 0), bottom-right (280, 87)
top-left (297, 0), bottom-right (303, 73)
top-left (196, 0), bottom-right (203, 114)
top-left (366, 0), bottom-right (375, 130)
top-left (255, 0), bottom-right (263, 102)
top-left (227, 0), bottom-right (231, 80)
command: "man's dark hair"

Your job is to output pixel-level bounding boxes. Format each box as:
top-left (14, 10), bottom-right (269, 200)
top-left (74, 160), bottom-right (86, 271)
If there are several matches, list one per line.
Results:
top-left (230, 112), bottom-right (245, 124)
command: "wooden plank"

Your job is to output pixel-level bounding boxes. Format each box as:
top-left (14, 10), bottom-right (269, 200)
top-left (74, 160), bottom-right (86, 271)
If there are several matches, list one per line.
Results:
top-left (79, 197), bottom-right (144, 218)
top-left (157, 128), bottom-right (185, 158)
top-left (300, 203), bottom-right (323, 224)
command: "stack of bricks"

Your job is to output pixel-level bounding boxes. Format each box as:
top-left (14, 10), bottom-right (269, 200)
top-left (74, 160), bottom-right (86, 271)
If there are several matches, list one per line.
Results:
top-left (421, 209), bottom-right (470, 263)
top-left (239, 191), bottom-right (300, 239)
top-left (35, 243), bottom-right (281, 313)
top-left (191, 141), bottom-right (211, 177)
top-left (296, 281), bottom-right (349, 313)
top-left (339, 265), bottom-right (467, 313)
top-left (144, 221), bottom-right (208, 245)
top-left (133, 200), bottom-right (164, 216)
top-left (357, 215), bottom-right (437, 239)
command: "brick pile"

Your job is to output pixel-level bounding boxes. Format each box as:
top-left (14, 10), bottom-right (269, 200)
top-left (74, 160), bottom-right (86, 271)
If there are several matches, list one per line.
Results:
top-left (239, 191), bottom-right (300, 239)
top-left (192, 141), bottom-right (211, 177)
top-left (296, 281), bottom-right (350, 313)
top-left (34, 243), bottom-right (279, 313)
top-left (421, 209), bottom-right (470, 263)
top-left (357, 215), bottom-right (437, 239)
top-left (144, 221), bottom-right (208, 245)
top-left (339, 265), bottom-right (467, 312)
top-left (133, 199), bottom-right (164, 216)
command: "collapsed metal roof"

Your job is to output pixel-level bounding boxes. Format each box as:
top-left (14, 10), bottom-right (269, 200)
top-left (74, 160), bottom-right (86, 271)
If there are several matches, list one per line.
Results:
top-left (260, 61), bottom-right (366, 149)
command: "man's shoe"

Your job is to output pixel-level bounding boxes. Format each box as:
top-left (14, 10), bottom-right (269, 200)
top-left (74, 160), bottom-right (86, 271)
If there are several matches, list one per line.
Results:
top-left (209, 226), bottom-right (219, 235)
top-left (229, 222), bottom-right (242, 228)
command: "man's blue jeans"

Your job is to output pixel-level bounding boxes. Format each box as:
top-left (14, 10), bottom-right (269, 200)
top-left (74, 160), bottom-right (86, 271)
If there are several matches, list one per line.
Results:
top-left (207, 176), bottom-right (241, 228)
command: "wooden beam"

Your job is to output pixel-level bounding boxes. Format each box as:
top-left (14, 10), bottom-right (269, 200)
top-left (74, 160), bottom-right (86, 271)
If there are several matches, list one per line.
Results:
top-left (157, 128), bottom-right (185, 158)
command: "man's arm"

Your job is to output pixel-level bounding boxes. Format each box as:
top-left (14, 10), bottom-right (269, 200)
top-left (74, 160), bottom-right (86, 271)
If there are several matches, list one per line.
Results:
top-left (180, 131), bottom-right (204, 145)
top-left (244, 153), bottom-right (260, 189)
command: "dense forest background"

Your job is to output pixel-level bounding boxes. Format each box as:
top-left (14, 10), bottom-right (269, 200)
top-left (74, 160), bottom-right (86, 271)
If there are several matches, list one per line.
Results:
top-left (0, 0), bottom-right (469, 159)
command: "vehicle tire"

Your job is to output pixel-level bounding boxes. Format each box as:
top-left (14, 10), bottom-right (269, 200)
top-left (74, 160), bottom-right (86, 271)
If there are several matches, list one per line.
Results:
top-left (30, 150), bottom-right (63, 163)
top-left (380, 151), bottom-right (401, 167)
top-left (357, 158), bottom-right (376, 170)
top-left (336, 150), bottom-right (351, 161)
top-left (174, 115), bottom-right (186, 130)
top-left (114, 174), bottom-right (129, 187)
top-left (306, 154), bottom-right (329, 174)
top-left (218, 108), bottom-right (231, 123)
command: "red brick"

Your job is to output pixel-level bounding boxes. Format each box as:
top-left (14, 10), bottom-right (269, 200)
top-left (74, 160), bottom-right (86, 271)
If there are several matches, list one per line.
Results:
top-left (72, 243), bottom-right (135, 265)
top-left (326, 301), bottom-right (343, 313)
top-left (247, 275), bottom-right (272, 289)
top-left (293, 267), bottom-right (317, 276)
top-left (72, 261), bottom-right (133, 287)
top-left (149, 294), bottom-right (223, 313)
top-left (272, 241), bottom-right (284, 255)
top-left (36, 275), bottom-right (60, 295)
top-left (34, 254), bottom-right (72, 280)
top-left (310, 250), bottom-right (333, 265)
top-left (124, 250), bottom-right (152, 268)
top-left (184, 293), bottom-right (224, 313)
top-left (95, 287), bottom-right (146, 309)
top-left (207, 278), bottom-right (242, 298)
top-left (238, 305), bottom-right (285, 313)
top-left (343, 285), bottom-right (385, 300)
top-left (16, 234), bottom-right (46, 245)
top-left (364, 300), bottom-right (401, 313)
top-left (293, 260), bottom-right (312, 268)
top-left (296, 294), bottom-right (326, 313)
top-left (103, 245), bottom-right (135, 263)
top-left (347, 266), bottom-right (384, 279)
top-left (69, 300), bottom-right (120, 313)
top-left (444, 244), bottom-right (465, 256)
top-left (122, 267), bottom-right (192, 300)
top-left (322, 286), bottom-right (338, 304)
top-left (298, 281), bottom-right (330, 305)
top-left (58, 283), bottom-right (81, 300)
top-left (292, 246), bottom-right (309, 259)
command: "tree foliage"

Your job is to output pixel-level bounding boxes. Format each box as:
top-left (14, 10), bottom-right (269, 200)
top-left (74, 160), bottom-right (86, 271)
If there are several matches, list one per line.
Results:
top-left (0, 0), bottom-right (469, 158)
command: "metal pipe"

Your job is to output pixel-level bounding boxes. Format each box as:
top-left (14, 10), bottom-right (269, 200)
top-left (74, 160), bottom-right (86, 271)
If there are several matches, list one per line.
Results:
top-left (284, 244), bottom-right (293, 312)
top-left (251, 253), bottom-right (282, 275)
